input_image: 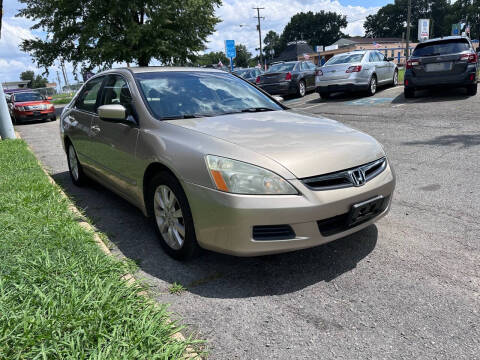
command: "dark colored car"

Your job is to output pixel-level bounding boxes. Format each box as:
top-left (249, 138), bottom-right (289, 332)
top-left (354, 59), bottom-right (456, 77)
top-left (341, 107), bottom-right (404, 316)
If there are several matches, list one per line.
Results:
top-left (233, 68), bottom-right (264, 84)
top-left (7, 91), bottom-right (56, 123)
top-left (256, 61), bottom-right (317, 97)
top-left (404, 36), bottom-right (478, 98)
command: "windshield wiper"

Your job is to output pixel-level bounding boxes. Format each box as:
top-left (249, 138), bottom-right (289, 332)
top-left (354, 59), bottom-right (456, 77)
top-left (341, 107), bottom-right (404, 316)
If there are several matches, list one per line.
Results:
top-left (161, 114), bottom-right (213, 120)
top-left (239, 107), bottom-right (276, 113)
top-left (420, 53), bottom-right (441, 57)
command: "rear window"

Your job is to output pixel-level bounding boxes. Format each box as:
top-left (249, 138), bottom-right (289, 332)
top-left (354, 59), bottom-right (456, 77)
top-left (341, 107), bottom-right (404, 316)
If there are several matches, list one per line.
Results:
top-left (326, 53), bottom-right (364, 65)
top-left (413, 39), bottom-right (471, 57)
top-left (267, 63), bottom-right (296, 73)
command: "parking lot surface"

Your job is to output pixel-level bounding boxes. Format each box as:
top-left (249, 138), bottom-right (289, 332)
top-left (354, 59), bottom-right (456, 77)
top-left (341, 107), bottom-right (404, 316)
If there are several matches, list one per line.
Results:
top-left (16, 85), bottom-right (479, 359)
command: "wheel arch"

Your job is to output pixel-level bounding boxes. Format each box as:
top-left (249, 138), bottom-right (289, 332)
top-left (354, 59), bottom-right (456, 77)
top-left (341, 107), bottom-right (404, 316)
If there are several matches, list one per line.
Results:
top-left (142, 162), bottom-right (180, 217)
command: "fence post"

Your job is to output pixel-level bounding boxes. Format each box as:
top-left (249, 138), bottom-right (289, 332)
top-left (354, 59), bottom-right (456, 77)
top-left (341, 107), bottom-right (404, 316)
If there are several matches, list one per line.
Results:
top-left (0, 82), bottom-right (16, 140)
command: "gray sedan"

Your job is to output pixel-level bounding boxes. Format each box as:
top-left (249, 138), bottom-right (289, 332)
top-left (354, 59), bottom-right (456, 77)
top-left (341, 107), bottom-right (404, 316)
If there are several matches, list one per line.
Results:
top-left (60, 67), bottom-right (395, 260)
top-left (316, 50), bottom-right (398, 99)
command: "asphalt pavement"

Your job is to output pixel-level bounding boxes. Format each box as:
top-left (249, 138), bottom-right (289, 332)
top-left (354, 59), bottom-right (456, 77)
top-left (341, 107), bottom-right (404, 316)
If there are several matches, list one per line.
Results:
top-left (15, 85), bottom-right (480, 359)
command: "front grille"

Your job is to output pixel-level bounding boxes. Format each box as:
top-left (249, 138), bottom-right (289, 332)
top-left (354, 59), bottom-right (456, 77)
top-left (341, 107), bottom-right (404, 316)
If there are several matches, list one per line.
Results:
top-left (302, 157), bottom-right (387, 191)
top-left (252, 225), bottom-right (295, 241)
top-left (317, 196), bottom-right (390, 236)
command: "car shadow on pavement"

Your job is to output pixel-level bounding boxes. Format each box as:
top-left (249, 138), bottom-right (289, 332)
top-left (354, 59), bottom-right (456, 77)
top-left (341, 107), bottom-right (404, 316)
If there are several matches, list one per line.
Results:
top-left (391, 87), bottom-right (471, 104)
top-left (402, 133), bottom-right (480, 148)
top-left (52, 171), bottom-right (378, 299)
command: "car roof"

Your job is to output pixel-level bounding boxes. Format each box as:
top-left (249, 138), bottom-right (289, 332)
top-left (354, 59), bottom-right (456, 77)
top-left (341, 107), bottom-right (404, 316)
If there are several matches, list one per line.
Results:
top-left (335, 51), bottom-right (368, 56)
top-left (420, 35), bottom-right (470, 44)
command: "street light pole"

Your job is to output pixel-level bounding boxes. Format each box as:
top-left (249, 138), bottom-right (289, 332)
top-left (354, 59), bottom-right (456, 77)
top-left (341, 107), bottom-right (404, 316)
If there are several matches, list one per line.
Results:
top-left (0, 0), bottom-right (16, 139)
top-left (406, 0), bottom-right (412, 59)
top-left (253, 7), bottom-right (264, 67)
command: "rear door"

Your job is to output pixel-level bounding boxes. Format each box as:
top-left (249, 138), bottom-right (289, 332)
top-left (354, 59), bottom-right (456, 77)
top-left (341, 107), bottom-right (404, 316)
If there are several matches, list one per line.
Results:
top-left (375, 52), bottom-right (389, 82)
top-left (66, 76), bottom-right (105, 168)
top-left (410, 38), bottom-right (473, 79)
top-left (301, 62), bottom-right (316, 89)
top-left (89, 74), bottom-right (140, 201)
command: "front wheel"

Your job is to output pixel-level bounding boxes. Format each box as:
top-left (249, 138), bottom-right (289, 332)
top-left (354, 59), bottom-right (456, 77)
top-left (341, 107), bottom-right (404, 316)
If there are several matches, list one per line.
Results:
top-left (367, 75), bottom-right (377, 96)
top-left (466, 84), bottom-right (477, 96)
top-left (297, 80), bottom-right (306, 97)
top-left (67, 143), bottom-right (87, 186)
top-left (148, 172), bottom-right (199, 260)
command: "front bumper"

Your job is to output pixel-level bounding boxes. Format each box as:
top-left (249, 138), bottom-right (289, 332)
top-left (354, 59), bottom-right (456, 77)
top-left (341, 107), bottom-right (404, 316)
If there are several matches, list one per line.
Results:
top-left (15, 110), bottom-right (56, 122)
top-left (183, 162), bottom-right (395, 256)
top-left (259, 81), bottom-right (296, 95)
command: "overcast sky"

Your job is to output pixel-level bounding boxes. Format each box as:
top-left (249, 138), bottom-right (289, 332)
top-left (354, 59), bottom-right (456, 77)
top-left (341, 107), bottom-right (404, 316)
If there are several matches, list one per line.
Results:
top-left (0, 0), bottom-right (392, 84)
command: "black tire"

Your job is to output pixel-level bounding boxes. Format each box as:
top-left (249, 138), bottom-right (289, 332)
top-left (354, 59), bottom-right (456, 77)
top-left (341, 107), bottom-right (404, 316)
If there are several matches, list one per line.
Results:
top-left (467, 84), bottom-right (477, 96)
top-left (297, 80), bottom-right (306, 97)
top-left (392, 69), bottom-right (398, 87)
top-left (148, 172), bottom-right (199, 260)
top-left (319, 92), bottom-right (330, 100)
top-left (66, 142), bottom-right (87, 186)
top-left (404, 87), bottom-right (415, 99)
top-left (367, 75), bottom-right (377, 96)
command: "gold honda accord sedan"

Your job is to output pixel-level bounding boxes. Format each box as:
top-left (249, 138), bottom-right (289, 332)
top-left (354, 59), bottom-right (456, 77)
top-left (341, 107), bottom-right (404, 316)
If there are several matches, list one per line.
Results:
top-left (60, 67), bottom-right (395, 260)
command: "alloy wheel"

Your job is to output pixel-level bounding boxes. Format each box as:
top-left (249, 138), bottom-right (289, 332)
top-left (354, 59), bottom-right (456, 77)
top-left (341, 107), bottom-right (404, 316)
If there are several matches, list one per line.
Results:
top-left (154, 185), bottom-right (185, 250)
top-left (299, 81), bottom-right (306, 97)
top-left (370, 77), bottom-right (377, 94)
top-left (68, 146), bottom-right (79, 181)
top-left (393, 71), bottom-right (398, 86)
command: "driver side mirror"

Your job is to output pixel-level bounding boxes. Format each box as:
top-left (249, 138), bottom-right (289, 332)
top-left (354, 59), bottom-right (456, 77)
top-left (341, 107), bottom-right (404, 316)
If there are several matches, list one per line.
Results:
top-left (98, 104), bottom-right (136, 125)
top-left (387, 57), bottom-right (394, 61)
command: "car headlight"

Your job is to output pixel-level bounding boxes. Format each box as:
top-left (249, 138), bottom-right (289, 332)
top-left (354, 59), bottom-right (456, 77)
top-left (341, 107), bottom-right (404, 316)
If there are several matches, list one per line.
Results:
top-left (47, 104), bottom-right (54, 110)
top-left (205, 155), bottom-right (297, 195)
top-left (15, 106), bottom-right (25, 111)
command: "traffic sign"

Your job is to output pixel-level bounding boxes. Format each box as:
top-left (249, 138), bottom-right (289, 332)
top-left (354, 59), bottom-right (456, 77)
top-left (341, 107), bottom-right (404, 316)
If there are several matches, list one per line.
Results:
top-left (225, 40), bottom-right (236, 59)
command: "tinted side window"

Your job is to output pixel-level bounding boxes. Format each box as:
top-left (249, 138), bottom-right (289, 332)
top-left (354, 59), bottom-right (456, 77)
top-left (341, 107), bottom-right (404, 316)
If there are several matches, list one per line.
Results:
top-left (376, 52), bottom-right (386, 61)
top-left (101, 75), bottom-right (134, 116)
top-left (75, 77), bottom-right (104, 113)
top-left (368, 52), bottom-right (376, 62)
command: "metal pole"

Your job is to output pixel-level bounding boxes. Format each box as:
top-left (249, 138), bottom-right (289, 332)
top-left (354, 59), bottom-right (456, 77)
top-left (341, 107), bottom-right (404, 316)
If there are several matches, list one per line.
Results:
top-left (0, 82), bottom-right (15, 139)
top-left (253, 7), bottom-right (264, 67)
top-left (406, 0), bottom-right (412, 59)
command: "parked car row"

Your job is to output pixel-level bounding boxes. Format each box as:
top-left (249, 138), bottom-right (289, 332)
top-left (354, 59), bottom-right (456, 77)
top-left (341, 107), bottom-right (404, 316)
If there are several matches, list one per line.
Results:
top-left (254, 36), bottom-right (477, 100)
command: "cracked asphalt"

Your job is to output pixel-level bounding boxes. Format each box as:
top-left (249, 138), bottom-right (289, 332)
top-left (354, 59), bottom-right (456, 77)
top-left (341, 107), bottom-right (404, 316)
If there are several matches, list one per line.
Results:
top-left (16, 85), bottom-right (479, 359)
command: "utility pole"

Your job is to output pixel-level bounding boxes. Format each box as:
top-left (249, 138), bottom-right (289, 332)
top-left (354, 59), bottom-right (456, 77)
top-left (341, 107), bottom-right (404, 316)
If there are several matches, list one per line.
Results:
top-left (406, 0), bottom-right (412, 59)
top-left (253, 7), bottom-right (265, 67)
top-left (56, 71), bottom-right (62, 94)
top-left (0, 0), bottom-right (16, 139)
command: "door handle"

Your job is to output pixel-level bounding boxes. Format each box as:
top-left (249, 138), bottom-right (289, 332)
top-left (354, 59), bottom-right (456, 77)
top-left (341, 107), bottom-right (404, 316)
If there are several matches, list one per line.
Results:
top-left (91, 125), bottom-right (101, 135)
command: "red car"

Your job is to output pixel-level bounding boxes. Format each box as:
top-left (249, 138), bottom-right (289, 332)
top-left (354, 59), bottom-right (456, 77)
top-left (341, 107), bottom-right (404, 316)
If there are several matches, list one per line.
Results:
top-left (7, 91), bottom-right (56, 123)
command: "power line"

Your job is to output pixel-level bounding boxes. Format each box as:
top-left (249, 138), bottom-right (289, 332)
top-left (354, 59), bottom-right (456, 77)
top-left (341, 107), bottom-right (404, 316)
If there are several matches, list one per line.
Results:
top-left (253, 7), bottom-right (265, 66)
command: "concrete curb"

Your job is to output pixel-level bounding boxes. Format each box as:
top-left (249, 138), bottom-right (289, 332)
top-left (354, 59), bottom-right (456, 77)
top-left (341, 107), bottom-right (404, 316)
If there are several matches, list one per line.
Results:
top-left (15, 131), bottom-right (200, 359)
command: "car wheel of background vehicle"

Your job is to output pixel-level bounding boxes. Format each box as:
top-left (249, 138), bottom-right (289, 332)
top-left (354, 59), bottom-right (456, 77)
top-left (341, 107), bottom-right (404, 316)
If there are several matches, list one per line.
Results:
top-left (67, 143), bottom-right (87, 186)
top-left (404, 87), bottom-right (415, 99)
top-left (367, 75), bottom-right (377, 96)
top-left (392, 70), bottom-right (398, 86)
top-left (319, 92), bottom-right (330, 100)
top-left (297, 80), bottom-right (306, 97)
top-left (148, 172), bottom-right (199, 260)
top-left (466, 84), bottom-right (477, 96)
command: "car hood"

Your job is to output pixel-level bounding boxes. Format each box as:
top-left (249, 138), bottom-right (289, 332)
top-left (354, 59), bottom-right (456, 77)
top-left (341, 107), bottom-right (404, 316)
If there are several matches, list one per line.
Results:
top-left (166, 110), bottom-right (385, 178)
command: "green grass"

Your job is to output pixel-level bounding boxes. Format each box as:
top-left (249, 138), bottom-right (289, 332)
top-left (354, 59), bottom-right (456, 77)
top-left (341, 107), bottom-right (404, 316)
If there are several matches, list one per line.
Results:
top-left (168, 283), bottom-right (186, 295)
top-left (0, 140), bottom-right (199, 359)
top-left (51, 96), bottom-right (73, 105)
top-left (398, 68), bottom-right (405, 84)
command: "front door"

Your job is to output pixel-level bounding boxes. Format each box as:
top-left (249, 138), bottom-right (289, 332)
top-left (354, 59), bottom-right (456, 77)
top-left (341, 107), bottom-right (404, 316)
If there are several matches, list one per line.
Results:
top-left (89, 74), bottom-right (140, 201)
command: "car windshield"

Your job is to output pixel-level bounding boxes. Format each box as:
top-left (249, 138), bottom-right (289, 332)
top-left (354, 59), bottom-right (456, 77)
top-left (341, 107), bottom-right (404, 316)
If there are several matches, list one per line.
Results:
top-left (413, 39), bottom-right (471, 57)
top-left (15, 92), bottom-right (43, 102)
top-left (267, 63), bottom-right (296, 73)
top-left (326, 53), bottom-right (364, 65)
top-left (135, 71), bottom-right (283, 119)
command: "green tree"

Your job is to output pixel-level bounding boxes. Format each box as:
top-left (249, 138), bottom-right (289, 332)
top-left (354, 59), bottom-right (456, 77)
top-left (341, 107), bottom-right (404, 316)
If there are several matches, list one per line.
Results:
top-left (446, 0), bottom-right (480, 40)
top-left (194, 51), bottom-right (229, 67)
top-left (20, 70), bottom-right (48, 88)
top-left (234, 44), bottom-right (251, 68)
top-left (17, 0), bottom-right (221, 71)
top-left (364, 0), bottom-right (452, 39)
top-left (263, 30), bottom-right (281, 60)
top-left (279, 11), bottom-right (347, 51)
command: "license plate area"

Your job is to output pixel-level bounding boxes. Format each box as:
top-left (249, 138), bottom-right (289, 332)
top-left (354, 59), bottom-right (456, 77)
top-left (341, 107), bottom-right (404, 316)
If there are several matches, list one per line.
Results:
top-left (425, 62), bottom-right (452, 72)
top-left (348, 195), bottom-right (385, 227)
